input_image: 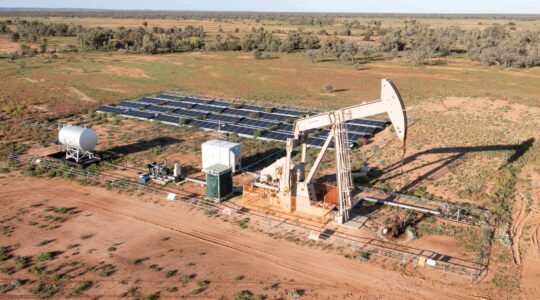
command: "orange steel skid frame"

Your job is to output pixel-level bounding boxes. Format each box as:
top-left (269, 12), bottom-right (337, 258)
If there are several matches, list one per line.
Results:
top-left (242, 183), bottom-right (337, 224)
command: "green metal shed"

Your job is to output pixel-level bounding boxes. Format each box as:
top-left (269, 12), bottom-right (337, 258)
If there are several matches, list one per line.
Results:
top-left (204, 163), bottom-right (233, 202)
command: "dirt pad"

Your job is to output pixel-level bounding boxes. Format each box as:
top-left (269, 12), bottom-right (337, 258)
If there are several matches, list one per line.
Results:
top-left (0, 174), bottom-right (485, 299)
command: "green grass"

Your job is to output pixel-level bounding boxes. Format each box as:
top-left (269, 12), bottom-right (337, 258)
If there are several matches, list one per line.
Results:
top-left (0, 247), bottom-right (11, 261)
top-left (197, 280), bottom-right (210, 288)
top-left (35, 239), bottom-right (55, 247)
top-left (36, 252), bottom-right (53, 262)
top-left (165, 269), bottom-right (177, 278)
top-left (71, 280), bottom-right (93, 296)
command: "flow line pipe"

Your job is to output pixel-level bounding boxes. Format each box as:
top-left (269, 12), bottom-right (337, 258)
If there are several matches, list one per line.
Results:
top-left (357, 196), bottom-right (441, 216)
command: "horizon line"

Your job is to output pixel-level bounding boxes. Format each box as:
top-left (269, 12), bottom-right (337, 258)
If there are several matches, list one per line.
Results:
top-left (0, 7), bottom-right (539, 16)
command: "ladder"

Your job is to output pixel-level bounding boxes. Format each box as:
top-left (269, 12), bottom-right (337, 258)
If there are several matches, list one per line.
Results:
top-left (334, 112), bottom-right (353, 223)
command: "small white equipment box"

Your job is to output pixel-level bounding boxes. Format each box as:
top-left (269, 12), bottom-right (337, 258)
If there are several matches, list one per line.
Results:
top-left (201, 140), bottom-right (241, 173)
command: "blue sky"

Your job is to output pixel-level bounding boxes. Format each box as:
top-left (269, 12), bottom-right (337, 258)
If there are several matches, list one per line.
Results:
top-left (0, 0), bottom-right (539, 14)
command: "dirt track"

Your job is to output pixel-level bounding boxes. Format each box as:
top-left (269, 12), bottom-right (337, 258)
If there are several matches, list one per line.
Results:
top-left (0, 174), bottom-right (485, 299)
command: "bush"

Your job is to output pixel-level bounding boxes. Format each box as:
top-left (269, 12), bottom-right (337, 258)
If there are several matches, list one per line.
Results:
top-left (235, 290), bottom-right (253, 300)
top-left (287, 289), bottom-right (302, 300)
top-left (97, 264), bottom-right (115, 277)
top-left (165, 269), bottom-right (177, 278)
top-left (197, 280), bottom-right (210, 288)
top-left (143, 292), bottom-right (160, 300)
top-left (71, 280), bottom-right (93, 296)
top-left (322, 83), bottom-right (333, 93)
top-left (354, 251), bottom-right (371, 262)
top-left (191, 287), bottom-right (206, 295)
top-left (36, 252), bottom-right (52, 262)
top-left (15, 256), bottom-right (29, 269)
top-left (0, 247), bottom-right (11, 261)
top-left (252, 49), bottom-right (262, 59)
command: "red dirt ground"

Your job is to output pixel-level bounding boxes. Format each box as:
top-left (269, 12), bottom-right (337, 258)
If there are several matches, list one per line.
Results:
top-left (0, 173), bottom-right (488, 299)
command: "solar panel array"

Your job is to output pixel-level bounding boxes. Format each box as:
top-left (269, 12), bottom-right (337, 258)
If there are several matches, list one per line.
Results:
top-left (96, 93), bottom-right (388, 148)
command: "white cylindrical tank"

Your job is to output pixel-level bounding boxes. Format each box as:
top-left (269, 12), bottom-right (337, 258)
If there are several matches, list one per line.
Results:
top-left (58, 125), bottom-right (97, 152)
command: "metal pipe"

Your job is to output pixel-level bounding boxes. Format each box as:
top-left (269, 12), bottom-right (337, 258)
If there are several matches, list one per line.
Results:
top-left (357, 196), bottom-right (441, 216)
top-left (184, 177), bottom-right (206, 185)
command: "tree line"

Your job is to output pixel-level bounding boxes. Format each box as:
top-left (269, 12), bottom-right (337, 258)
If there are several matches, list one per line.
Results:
top-left (1, 9), bottom-right (539, 21)
top-left (2, 18), bottom-right (540, 68)
top-left (378, 21), bottom-right (540, 67)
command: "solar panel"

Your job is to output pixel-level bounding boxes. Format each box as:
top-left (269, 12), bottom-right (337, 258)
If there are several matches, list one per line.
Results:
top-left (346, 124), bottom-right (377, 135)
top-left (121, 110), bottom-right (155, 120)
top-left (118, 101), bottom-right (147, 109)
top-left (307, 137), bottom-right (336, 149)
top-left (144, 105), bottom-right (174, 113)
top-left (100, 92), bottom-right (393, 147)
top-left (221, 124), bottom-right (257, 136)
top-left (138, 97), bottom-right (168, 105)
top-left (183, 97), bottom-right (208, 105)
top-left (154, 114), bottom-right (180, 124)
top-left (276, 123), bottom-right (293, 132)
top-left (208, 100), bottom-right (231, 107)
top-left (259, 113), bottom-right (292, 122)
top-left (188, 120), bottom-right (221, 130)
top-left (347, 132), bottom-right (367, 141)
top-left (348, 119), bottom-right (387, 128)
top-left (238, 118), bottom-right (278, 129)
top-left (155, 94), bottom-right (180, 100)
top-left (241, 104), bottom-right (265, 112)
top-left (163, 101), bottom-right (191, 109)
top-left (96, 106), bottom-right (125, 114)
top-left (170, 108), bottom-right (204, 119)
top-left (261, 131), bottom-right (293, 141)
top-left (272, 108), bottom-right (308, 117)
top-left (222, 108), bottom-right (254, 117)
top-left (192, 104), bottom-right (224, 113)
top-left (205, 114), bottom-right (240, 124)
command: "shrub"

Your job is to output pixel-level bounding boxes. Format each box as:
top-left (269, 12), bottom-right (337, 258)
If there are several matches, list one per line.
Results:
top-left (36, 239), bottom-right (54, 247)
top-left (197, 280), bottom-right (210, 288)
top-left (236, 218), bottom-right (250, 228)
top-left (71, 280), bottom-right (93, 296)
top-left (97, 264), bottom-right (115, 277)
top-left (354, 251), bottom-right (371, 262)
top-left (0, 247), bottom-right (11, 261)
top-left (235, 290), bottom-right (253, 300)
top-left (287, 289), bottom-right (301, 300)
top-left (133, 257), bottom-right (149, 265)
top-left (322, 83), bottom-right (333, 93)
top-left (191, 287), bottom-right (206, 295)
top-left (29, 282), bottom-right (59, 297)
top-left (36, 252), bottom-right (53, 262)
top-left (28, 266), bottom-right (44, 275)
top-left (165, 269), bottom-right (177, 278)
top-left (143, 292), bottom-right (160, 300)
top-left (252, 49), bottom-right (262, 59)
top-left (15, 256), bottom-right (29, 269)
top-left (80, 234), bottom-right (93, 240)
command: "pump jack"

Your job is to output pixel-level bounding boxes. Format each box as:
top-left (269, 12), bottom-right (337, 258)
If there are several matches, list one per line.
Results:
top-left (249, 79), bottom-right (407, 224)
